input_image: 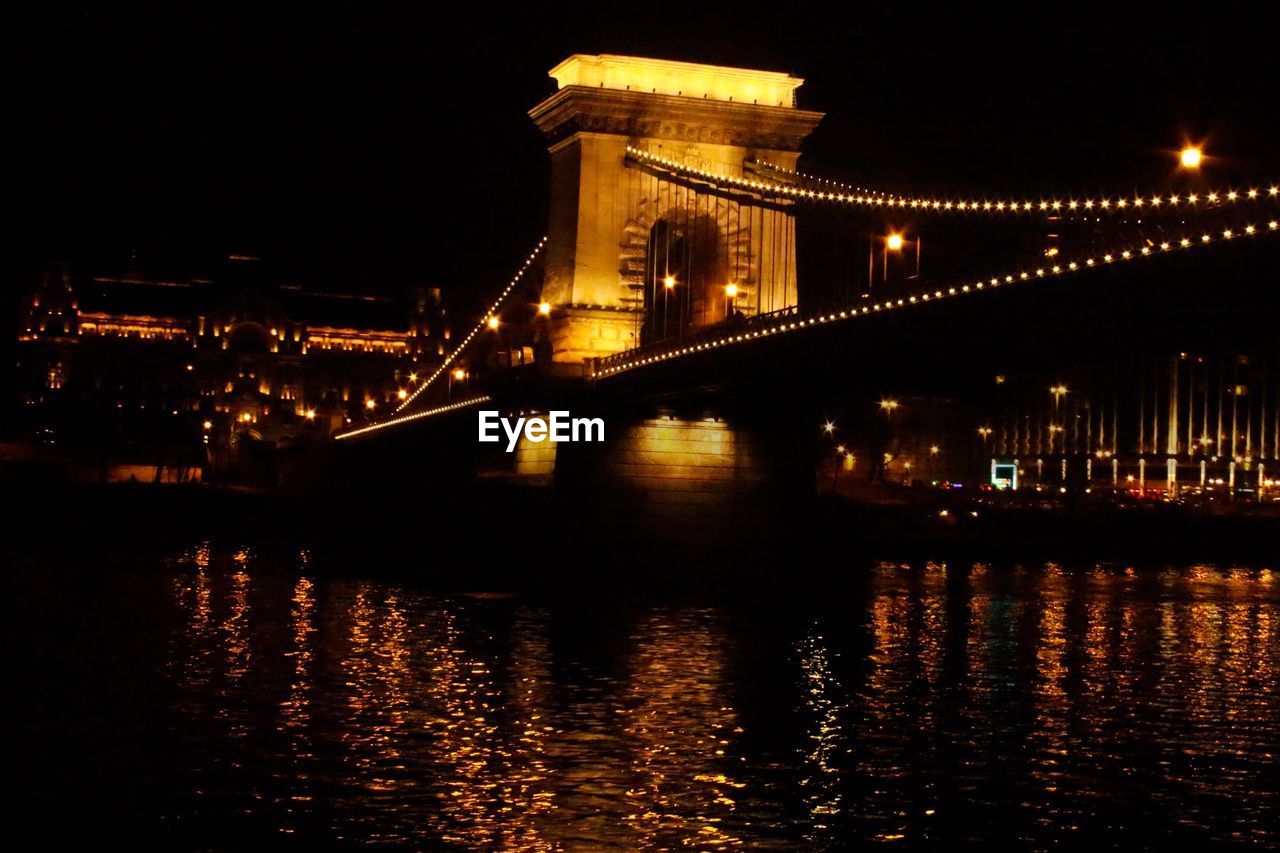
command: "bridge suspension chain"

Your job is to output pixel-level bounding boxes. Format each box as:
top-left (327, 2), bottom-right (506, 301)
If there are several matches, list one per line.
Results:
top-left (335, 395), bottom-right (494, 441)
top-left (627, 147), bottom-right (1279, 217)
top-left (392, 236), bottom-right (547, 415)
top-left (592, 218), bottom-right (1280, 380)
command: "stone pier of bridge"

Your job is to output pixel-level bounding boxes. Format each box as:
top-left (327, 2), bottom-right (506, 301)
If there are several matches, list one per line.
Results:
top-left (474, 403), bottom-right (817, 538)
top-left (529, 54), bottom-right (823, 364)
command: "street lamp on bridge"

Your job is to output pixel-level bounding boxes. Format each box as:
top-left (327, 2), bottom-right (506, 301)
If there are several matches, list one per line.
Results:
top-left (447, 367), bottom-right (468, 398)
top-left (879, 231), bottom-right (922, 285)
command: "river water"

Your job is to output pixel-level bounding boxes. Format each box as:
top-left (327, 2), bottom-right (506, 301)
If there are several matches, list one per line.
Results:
top-left (13, 544), bottom-right (1279, 849)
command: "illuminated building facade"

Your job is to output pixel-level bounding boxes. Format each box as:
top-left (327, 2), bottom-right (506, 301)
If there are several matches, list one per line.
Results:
top-left (14, 256), bottom-right (450, 481)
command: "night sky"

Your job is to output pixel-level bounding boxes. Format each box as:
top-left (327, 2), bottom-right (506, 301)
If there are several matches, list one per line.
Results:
top-left (3, 7), bottom-right (1276, 309)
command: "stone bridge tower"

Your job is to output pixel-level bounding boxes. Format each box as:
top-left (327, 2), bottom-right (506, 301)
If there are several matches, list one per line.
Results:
top-left (529, 54), bottom-right (824, 364)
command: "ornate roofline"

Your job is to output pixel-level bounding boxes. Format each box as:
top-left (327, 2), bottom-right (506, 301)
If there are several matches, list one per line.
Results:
top-left (530, 86), bottom-right (823, 152)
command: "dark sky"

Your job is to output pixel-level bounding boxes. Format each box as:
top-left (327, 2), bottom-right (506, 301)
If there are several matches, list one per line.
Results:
top-left (2, 6), bottom-right (1275, 307)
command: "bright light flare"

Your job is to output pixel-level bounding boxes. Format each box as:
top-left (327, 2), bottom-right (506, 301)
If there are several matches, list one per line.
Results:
top-left (885, 233), bottom-right (905, 251)
top-left (1180, 147), bottom-right (1202, 168)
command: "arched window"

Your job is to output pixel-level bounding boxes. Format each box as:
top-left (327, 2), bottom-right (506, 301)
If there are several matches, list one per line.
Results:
top-left (643, 215), bottom-right (723, 344)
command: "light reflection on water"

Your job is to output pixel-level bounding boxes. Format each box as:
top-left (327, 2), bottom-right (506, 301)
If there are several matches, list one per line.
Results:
top-left (16, 547), bottom-right (1280, 848)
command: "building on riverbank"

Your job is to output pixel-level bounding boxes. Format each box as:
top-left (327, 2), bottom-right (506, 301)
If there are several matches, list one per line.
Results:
top-left (11, 255), bottom-right (452, 485)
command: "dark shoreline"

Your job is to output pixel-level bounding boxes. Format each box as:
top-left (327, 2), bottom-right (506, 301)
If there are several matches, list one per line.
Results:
top-left (7, 482), bottom-right (1278, 578)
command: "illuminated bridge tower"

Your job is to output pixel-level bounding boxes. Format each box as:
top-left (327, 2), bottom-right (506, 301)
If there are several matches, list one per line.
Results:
top-left (530, 54), bottom-right (824, 364)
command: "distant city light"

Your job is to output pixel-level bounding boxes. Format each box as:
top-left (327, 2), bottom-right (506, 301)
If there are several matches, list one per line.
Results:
top-left (365, 399), bottom-right (376, 410)
top-left (452, 368), bottom-right (467, 381)
top-left (304, 409), bottom-right (316, 420)
top-left (880, 399), bottom-right (900, 412)
top-left (397, 389), bottom-right (408, 400)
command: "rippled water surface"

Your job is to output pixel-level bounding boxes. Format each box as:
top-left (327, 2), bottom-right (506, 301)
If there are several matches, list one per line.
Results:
top-left (14, 546), bottom-right (1280, 849)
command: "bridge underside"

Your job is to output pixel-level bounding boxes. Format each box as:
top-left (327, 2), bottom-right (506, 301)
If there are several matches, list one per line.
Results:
top-left (334, 392), bottom-right (815, 547)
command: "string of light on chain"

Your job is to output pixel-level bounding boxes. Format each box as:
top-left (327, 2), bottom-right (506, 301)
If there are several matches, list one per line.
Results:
top-left (591, 219), bottom-right (1280, 379)
top-left (335, 395), bottom-right (493, 441)
top-left (755, 160), bottom-right (889, 199)
top-left (393, 236), bottom-right (547, 415)
top-left (626, 147), bottom-right (1279, 216)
